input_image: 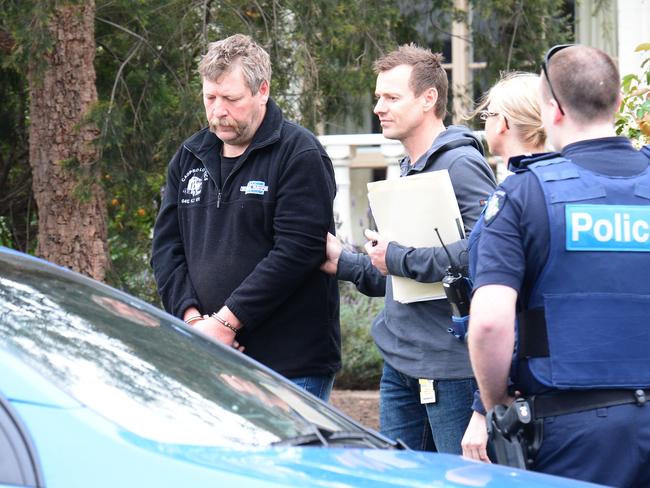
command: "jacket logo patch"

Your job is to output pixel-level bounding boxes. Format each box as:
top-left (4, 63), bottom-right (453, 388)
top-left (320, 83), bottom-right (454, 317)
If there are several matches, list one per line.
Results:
top-left (240, 181), bottom-right (269, 195)
top-left (181, 168), bottom-right (208, 204)
top-left (185, 176), bottom-right (203, 197)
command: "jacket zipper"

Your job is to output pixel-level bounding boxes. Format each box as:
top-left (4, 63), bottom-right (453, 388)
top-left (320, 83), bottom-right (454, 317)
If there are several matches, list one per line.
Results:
top-left (217, 153), bottom-right (249, 209)
top-left (184, 132), bottom-right (276, 210)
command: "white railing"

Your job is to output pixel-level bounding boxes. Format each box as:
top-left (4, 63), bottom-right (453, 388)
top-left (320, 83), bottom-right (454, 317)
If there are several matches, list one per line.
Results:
top-left (318, 134), bottom-right (404, 245)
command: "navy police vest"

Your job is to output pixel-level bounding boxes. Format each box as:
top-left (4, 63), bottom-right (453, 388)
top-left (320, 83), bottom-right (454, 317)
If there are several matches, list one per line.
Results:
top-left (524, 155), bottom-right (650, 389)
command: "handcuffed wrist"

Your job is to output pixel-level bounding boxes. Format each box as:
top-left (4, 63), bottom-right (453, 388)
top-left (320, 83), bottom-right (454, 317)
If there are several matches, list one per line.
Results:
top-left (184, 314), bottom-right (202, 325)
top-left (211, 312), bottom-right (238, 334)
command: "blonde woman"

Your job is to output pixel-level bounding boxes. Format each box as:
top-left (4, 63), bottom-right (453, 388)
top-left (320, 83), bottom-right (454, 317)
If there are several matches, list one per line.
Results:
top-left (478, 71), bottom-right (547, 174)
top-left (462, 72), bottom-right (546, 462)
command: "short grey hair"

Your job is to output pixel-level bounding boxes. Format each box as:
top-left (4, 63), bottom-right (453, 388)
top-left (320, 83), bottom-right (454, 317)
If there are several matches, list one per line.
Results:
top-left (198, 34), bottom-right (271, 94)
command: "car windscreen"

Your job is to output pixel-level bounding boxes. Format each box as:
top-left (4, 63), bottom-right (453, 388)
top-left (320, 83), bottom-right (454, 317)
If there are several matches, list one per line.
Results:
top-left (0, 253), bottom-right (364, 448)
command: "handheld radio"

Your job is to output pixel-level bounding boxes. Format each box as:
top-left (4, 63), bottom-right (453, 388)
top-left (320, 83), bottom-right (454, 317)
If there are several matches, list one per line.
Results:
top-left (435, 228), bottom-right (472, 341)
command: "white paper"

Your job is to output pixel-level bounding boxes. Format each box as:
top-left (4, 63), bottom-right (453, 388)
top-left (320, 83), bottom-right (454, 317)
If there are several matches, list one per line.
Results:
top-left (367, 170), bottom-right (465, 303)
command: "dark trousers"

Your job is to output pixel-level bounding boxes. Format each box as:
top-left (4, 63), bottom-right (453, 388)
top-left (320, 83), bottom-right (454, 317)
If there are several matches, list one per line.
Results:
top-left (533, 402), bottom-right (650, 487)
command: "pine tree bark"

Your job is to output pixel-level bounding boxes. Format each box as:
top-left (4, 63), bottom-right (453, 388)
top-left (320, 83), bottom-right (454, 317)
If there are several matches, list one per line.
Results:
top-left (28, 1), bottom-right (108, 281)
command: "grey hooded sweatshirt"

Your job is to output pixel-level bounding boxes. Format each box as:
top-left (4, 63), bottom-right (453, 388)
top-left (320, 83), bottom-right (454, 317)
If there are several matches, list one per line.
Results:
top-left (337, 125), bottom-right (496, 379)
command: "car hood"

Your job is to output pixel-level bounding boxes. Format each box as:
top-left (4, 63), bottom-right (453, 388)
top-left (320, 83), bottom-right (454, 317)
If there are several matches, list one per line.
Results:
top-left (13, 399), bottom-right (601, 488)
top-left (0, 348), bottom-right (81, 408)
top-left (159, 444), bottom-right (597, 487)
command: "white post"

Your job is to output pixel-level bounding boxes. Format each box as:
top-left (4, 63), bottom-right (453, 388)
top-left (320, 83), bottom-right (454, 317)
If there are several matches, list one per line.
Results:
top-left (326, 144), bottom-right (353, 244)
top-left (451, 0), bottom-right (471, 124)
top-left (381, 143), bottom-right (404, 180)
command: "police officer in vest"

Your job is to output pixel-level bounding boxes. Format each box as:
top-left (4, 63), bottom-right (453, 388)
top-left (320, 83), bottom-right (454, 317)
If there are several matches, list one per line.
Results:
top-left (468, 44), bottom-right (650, 486)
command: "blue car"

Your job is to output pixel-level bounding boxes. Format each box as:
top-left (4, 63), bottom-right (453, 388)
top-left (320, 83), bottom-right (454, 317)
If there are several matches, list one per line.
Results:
top-left (0, 247), bottom-right (602, 487)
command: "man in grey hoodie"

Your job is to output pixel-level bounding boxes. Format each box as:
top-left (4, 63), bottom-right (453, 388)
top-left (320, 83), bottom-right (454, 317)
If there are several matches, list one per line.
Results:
top-left (321, 44), bottom-right (496, 453)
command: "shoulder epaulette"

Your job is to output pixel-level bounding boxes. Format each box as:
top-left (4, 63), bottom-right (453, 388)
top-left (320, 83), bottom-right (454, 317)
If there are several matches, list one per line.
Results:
top-left (527, 153), bottom-right (569, 169)
top-left (509, 152), bottom-right (564, 173)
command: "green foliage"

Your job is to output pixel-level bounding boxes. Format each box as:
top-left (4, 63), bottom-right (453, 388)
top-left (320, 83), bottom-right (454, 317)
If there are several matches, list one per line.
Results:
top-left (616, 43), bottom-right (650, 146)
top-left (105, 170), bottom-right (163, 305)
top-left (335, 282), bottom-right (384, 390)
top-left (0, 217), bottom-right (13, 247)
top-left (0, 0), bottom-right (586, 307)
top-left (0, 9), bottom-right (35, 253)
top-left (471, 0), bottom-right (573, 73)
top-left (0, 1), bottom-right (55, 79)
top-left (284, 0), bottom-right (403, 130)
top-left (468, 0), bottom-right (573, 124)
top-left (90, 1), bottom-right (205, 296)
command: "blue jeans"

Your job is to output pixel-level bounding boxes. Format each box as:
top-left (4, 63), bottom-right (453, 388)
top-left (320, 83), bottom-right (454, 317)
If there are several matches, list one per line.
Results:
top-left (290, 374), bottom-right (335, 402)
top-left (379, 362), bottom-right (476, 453)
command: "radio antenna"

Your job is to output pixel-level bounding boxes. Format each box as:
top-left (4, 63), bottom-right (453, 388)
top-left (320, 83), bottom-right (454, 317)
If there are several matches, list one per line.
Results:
top-left (434, 227), bottom-right (456, 268)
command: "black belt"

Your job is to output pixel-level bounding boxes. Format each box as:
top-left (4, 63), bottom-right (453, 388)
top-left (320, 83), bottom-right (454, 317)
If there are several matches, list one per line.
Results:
top-left (531, 389), bottom-right (649, 419)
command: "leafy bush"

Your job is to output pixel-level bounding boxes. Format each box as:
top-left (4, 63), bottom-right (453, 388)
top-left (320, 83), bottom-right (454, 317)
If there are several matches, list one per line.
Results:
top-left (616, 43), bottom-right (650, 146)
top-left (335, 282), bottom-right (384, 390)
top-left (0, 217), bottom-right (12, 247)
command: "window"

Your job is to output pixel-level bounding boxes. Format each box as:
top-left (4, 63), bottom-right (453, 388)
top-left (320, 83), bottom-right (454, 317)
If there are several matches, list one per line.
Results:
top-left (0, 394), bottom-right (42, 487)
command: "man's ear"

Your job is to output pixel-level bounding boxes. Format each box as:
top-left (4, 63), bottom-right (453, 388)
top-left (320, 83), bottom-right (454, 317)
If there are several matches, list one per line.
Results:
top-left (422, 87), bottom-right (438, 112)
top-left (549, 98), bottom-right (564, 123)
top-left (615, 93), bottom-right (623, 113)
top-left (258, 79), bottom-right (270, 104)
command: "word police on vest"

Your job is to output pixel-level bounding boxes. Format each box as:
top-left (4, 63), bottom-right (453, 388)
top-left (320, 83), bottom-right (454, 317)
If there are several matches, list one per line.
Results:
top-left (567, 204), bottom-right (650, 251)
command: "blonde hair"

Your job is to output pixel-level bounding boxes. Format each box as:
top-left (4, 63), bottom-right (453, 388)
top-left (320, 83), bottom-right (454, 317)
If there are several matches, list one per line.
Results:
top-left (472, 72), bottom-right (546, 150)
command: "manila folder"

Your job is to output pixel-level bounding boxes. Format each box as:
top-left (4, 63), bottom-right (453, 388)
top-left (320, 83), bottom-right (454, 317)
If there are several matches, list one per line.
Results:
top-left (367, 170), bottom-right (465, 303)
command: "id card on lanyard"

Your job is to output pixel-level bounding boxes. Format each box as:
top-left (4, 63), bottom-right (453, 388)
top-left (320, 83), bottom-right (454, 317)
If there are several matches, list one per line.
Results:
top-left (418, 379), bottom-right (437, 404)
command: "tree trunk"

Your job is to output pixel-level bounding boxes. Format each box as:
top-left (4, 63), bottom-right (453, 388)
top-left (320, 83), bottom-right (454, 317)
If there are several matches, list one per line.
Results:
top-left (28, 0), bottom-right (108, 281)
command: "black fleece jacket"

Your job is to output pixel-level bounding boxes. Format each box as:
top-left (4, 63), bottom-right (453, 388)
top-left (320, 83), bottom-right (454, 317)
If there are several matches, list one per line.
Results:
top-left (151, 99), bottom-right (340, 378)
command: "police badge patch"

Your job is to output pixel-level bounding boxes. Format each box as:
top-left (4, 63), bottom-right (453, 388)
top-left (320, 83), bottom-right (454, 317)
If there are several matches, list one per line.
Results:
top-left (483, 190), bottom-right (507, 226)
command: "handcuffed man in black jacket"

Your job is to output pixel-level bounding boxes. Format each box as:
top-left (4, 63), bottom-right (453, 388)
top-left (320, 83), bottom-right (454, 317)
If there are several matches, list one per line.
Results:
top-left (151, 34), bottom-right (340, 400)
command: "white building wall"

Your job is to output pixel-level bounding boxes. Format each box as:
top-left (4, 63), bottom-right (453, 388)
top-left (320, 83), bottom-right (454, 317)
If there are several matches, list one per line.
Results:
top-left (575, 0), bottom-right (618, 58)
top-left (616, 0), bottom-right (650, 76)
top-left (576, 0), bottom-right (650, 76)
